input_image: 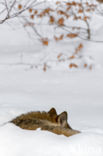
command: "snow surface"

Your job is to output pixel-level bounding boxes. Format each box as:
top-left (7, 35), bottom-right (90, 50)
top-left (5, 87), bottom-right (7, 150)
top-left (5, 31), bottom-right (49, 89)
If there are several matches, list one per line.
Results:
top-left (0, 44), bottom-right (103, 156)
top-left (0, 1), bottom-right (103, 156)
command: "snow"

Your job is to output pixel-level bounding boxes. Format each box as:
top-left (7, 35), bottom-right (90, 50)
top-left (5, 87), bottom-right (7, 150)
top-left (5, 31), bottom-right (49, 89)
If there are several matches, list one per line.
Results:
top-left (0, 59), bottom-right (103, 156)
top-left (0, 1), bottom-right (103, 156)
top-left (0, 124), bottom-right (103, 156)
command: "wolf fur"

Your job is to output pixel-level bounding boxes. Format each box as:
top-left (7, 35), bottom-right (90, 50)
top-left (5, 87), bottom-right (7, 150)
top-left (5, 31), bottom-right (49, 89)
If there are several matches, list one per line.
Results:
top-left (11, 108), bottom-right (80, 137)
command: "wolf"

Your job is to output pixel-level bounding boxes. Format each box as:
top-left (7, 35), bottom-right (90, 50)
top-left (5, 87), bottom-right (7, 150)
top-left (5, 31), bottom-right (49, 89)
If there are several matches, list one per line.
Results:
top-left (11, 108), bottom-right (80, 137)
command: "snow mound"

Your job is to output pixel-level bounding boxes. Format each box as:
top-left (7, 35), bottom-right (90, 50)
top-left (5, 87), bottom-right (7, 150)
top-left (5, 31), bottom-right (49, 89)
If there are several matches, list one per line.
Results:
top-left (0, 124), bottom-right (103, 156)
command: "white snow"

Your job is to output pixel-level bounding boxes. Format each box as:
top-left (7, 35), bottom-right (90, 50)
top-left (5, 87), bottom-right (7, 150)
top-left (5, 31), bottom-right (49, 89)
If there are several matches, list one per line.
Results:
top-left (0, 50), bottom-right (103, 156)
top-left (0, 1), bottom-right (103, 156)
top-left (0, 124), bottom-right (103, 156)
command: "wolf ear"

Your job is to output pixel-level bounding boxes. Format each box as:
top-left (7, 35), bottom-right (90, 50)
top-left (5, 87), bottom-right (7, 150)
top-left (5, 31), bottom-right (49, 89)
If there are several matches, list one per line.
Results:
top-left (48, 108), bottom-right (57, 116)
top-left (57, 111), bottom-right (68, 127)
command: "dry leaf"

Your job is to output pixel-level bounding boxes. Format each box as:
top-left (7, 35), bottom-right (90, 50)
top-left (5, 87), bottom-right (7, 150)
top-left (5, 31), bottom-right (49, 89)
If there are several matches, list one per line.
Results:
top-left (56, 1), bottom-right (61, 5)
top-left (54, 34), bottom-right (64, 41)
top-left (57, 18), bottom-right (64, 26)
top-left (18, 4), bottom-right (22, 10)
top-left (75, 43), bottom-right (83, 54)
top-left (83, 16), bottom-right (90, 21)
top-left (84, 64), bottom-right (87, 68)
top-left (34, 10), bottom-right (38, 14)
top-left (89, 65), bottom-right (92, 70)
top-left (69, 55), bottom-right (75, 59)
top-left (72, 1), bottom-right (77, 6)
top-left (30, 14), bottom-right (34, 19)
top-left (29, 8), bottom-right (33, 13)
top-left (44, 8), bottom-right (54, 14)
top-left (86, 9), bottom-right (91, 12)
top-left (66, 6), bottom-right (71, 11)
top-left (67, 33), bottom-right (78, 38)
top-left (43, 63), bottom-right (47, 72)
top-left (66, 2), bottom-right (72, 6)
top-left (41, 38), bottom-right (49, 46)
top-left (57, 53), bottom-right (62, 59)
top-left (69, 63), bottom-right (78, 68)
top-left (49, 16), bottom-right (55, 24)
top-left (78, 9), bottom-right (83, 13)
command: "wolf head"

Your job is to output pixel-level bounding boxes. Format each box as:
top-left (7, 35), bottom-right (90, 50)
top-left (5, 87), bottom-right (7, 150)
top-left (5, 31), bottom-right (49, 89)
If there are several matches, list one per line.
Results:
top-left (48, 108), bottom-right (72, 129)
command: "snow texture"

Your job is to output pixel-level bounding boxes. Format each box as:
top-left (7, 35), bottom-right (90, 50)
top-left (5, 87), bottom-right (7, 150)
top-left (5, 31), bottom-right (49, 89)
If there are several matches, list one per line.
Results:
top-left (0, 1), bottom-right (103, 156)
